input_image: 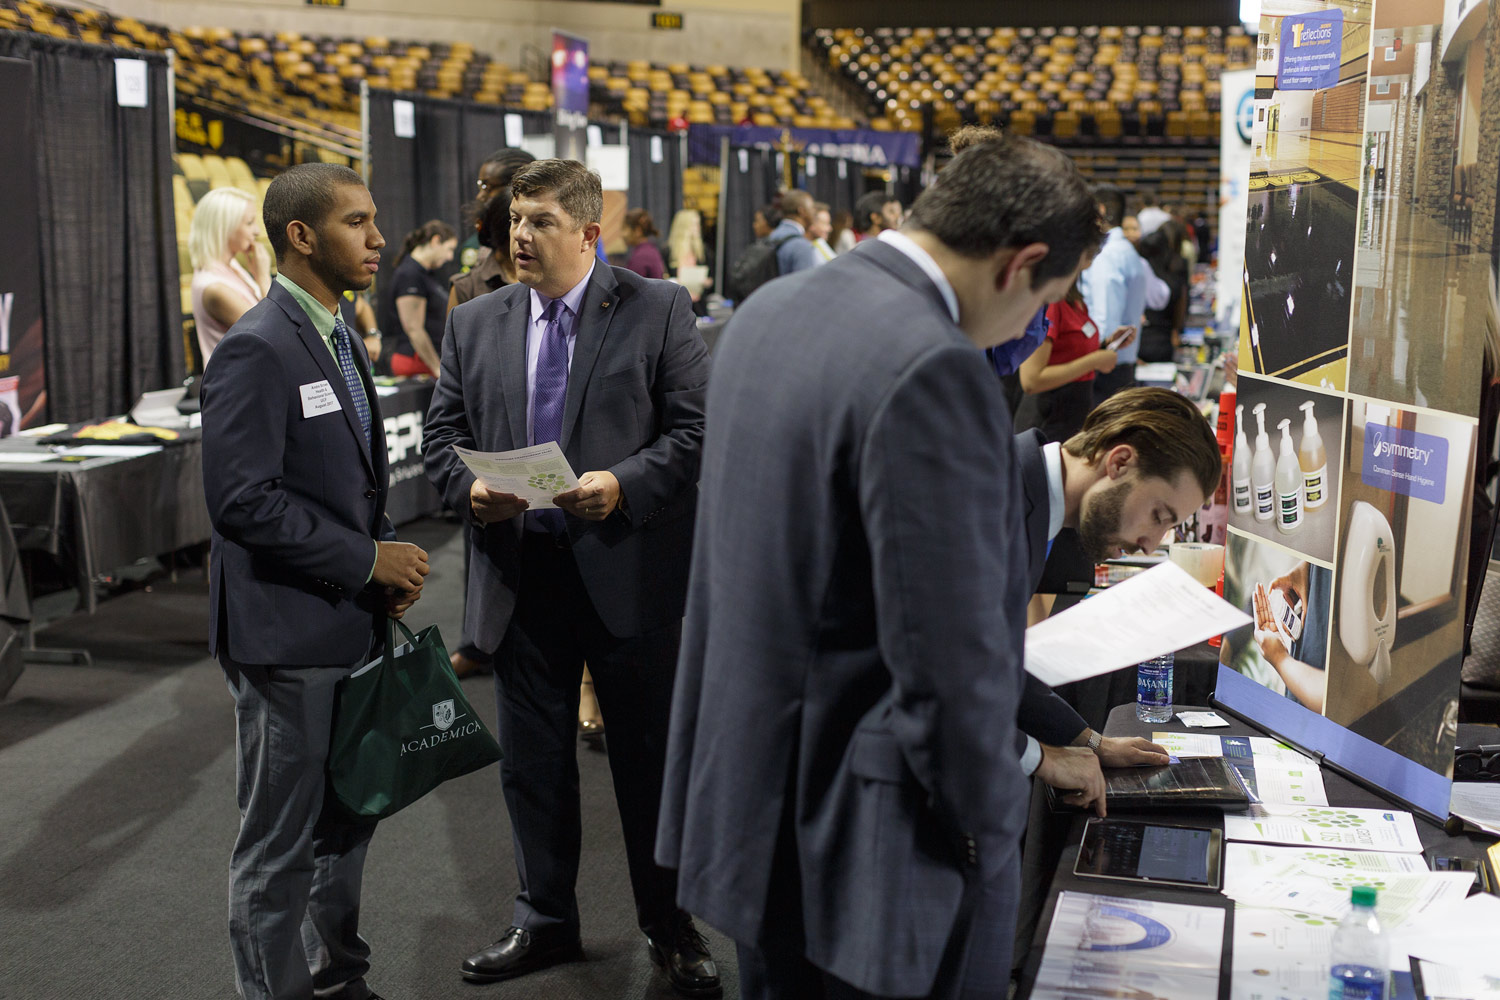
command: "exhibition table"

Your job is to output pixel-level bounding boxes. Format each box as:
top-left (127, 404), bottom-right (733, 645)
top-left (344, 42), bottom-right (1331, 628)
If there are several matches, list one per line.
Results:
top-left (0, 437), bottom-right (209, 614)
top-left (0, 378), bottom-right (442, 614)
top-left (1015, 704), bottom-right (1496, 1000)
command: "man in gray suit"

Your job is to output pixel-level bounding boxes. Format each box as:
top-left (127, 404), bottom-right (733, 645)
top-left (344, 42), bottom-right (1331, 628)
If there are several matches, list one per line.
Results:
top-left (423, 159), bottom-right (717, 997)
top-left (656, 128), bottom-right (1105, 999)
top-left (201, 163), bottom-right (429, 1000)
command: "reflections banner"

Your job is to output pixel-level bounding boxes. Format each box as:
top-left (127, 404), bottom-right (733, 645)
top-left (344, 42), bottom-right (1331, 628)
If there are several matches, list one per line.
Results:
top-left (1224, 0), bottom-right (1493, 780)
top-left (1278, 10), bottom-right (1345, 90)
top-left (551, 31), bottom-right (589, 163)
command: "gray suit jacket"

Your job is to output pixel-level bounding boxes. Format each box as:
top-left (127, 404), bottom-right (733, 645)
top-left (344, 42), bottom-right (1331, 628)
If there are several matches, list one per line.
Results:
top-left (423, 263), bottom-right (708, 646)
top-left (201, 280), bottom-right (394, 666)
top-left (656, 239), bottom-right (1030, 996)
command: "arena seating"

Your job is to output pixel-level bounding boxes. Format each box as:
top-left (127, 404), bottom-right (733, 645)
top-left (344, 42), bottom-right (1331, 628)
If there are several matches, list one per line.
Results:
top-left (2, 1), bottom-right (845, 137)
top-left (808, 24), bottom-right (1254, 141)
top-left (588, 59), bottom-right (855, 130)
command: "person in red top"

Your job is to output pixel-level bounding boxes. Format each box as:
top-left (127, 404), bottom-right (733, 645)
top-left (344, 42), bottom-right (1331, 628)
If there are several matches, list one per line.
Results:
top-left (1015, 279), bottom-right (1135, 443)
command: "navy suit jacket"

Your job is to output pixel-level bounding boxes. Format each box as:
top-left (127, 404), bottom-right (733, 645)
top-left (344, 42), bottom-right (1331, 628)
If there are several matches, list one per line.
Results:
top-left (201, 280), bottom-right (394, 666)
top-left (422, 263), bottom-right (708, 646)
top-left (657, 239), bottom-right (1030, 996)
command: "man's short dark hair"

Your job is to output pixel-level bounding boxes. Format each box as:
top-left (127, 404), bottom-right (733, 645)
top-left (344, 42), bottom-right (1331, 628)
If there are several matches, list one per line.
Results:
top-left (906, 127), bottom-right (1102, 287)
top-left (1094, 183), bottom-right (1127, 228)
top-left (510, 159), bottom-right (603, 227)
top-left (757, 202), bottom-right (782, 228)
top-left (477, 189), bottom-right (513, 253)
top-left (262, 163), bottom-right (366, 262)
top-left (854, 190), bottom-right (890, 233)
top-left (482, 147), bottom-right (536, 183)
top-left (780, 189), bottom-right (814, 221)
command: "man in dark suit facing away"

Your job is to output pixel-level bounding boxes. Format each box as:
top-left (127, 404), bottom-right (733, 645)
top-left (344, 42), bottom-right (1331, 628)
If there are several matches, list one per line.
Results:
top-left (200, 163), bottom-right (430, 1000)
top-left (423, 159), bottom-right (717, 997)
top-left (656, 127), bottom-right (1108, 1000)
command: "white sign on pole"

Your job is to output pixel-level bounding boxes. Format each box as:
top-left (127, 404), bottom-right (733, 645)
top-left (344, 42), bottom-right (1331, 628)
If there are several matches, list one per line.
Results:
top-left (392, 99), bottom-right (415, 138)
top-left (586, 145), bottom-right (629, 191)
top-left (115, 59), bottom-right (148, 107)
top-left (504, 113), bottom-right (524, 148)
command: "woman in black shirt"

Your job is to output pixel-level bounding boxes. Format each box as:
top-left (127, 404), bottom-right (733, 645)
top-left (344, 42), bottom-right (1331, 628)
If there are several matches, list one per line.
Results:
top-left (381, 220), bottom-right (456, 377)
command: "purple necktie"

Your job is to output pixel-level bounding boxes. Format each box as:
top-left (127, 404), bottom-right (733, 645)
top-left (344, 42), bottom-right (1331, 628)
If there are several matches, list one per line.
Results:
top-left (529, 297), bottom-right (569, 533)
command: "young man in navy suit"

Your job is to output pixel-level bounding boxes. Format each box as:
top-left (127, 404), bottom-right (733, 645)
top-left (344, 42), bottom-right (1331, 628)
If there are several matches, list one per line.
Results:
top-left (201, 163), bottom-right (430, 1000)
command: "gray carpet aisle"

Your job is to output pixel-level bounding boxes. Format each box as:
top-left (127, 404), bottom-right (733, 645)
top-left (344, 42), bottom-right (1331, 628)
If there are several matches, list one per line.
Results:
top-left (0, 518), bottom-right (738, 999)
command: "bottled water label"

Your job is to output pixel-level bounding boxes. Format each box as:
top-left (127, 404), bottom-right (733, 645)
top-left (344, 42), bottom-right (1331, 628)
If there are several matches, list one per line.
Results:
top-left (1137, 655), bottom-right (1173, 722)
top-left (1329, 966), bottom-right (1384, 1000)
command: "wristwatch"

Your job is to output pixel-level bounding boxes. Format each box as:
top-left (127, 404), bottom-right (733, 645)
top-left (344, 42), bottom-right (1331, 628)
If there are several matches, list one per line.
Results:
top-left (1086, 730), bottom-right (1103, 753)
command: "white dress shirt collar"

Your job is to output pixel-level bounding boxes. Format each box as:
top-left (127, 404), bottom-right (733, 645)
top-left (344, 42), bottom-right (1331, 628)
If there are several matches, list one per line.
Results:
top-left (876, 229), bottom-right (960, 323)
top-left (1042, 441), bottom-right (1065, 541)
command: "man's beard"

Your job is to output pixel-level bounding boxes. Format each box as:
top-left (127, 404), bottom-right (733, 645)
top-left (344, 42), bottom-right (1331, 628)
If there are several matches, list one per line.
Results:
top-left (1077, 477), bottom-right (1131, 561)
top-left (309, 252), bottom-right (369, 296)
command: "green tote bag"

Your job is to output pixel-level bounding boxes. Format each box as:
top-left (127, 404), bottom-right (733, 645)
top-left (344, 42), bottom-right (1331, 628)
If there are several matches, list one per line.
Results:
top-left (327, 616), bottom-right (502, 821)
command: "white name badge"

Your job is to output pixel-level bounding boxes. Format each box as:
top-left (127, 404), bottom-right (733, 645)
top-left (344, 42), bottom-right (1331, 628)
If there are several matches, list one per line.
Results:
top-left (299, 380), bottom-right (342, 419)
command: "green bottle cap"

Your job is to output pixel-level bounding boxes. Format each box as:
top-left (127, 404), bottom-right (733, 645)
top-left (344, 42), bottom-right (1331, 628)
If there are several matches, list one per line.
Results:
top-left (1350, 885), bottom-right (1377, 907)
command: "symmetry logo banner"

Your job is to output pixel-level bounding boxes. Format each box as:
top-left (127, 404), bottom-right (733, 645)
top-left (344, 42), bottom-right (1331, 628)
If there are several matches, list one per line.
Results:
top-left (1362, 423), bottom-right (1448, 504)
top-left (1278, 11), bottom-right (1344, 89)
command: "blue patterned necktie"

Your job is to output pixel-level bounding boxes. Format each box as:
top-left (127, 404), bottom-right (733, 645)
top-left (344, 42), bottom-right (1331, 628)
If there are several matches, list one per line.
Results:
top-left (331, 315), bottom-right (372, 449)
top-left (529, 298), bottom-right (569, 533)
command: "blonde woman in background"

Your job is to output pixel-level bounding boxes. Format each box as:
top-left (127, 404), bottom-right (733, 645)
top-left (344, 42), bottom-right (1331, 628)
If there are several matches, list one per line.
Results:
top-left (189, 187), bottom-right (270, 364)
top-left (666, 208), bottom-right (712, 303)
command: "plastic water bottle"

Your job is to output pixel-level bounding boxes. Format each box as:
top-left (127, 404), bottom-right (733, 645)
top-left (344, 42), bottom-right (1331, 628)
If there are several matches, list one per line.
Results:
top-left (1135, 652), bottom-right (1174, 723)
top-left (1328, 886), bottom-right (1386, 1000)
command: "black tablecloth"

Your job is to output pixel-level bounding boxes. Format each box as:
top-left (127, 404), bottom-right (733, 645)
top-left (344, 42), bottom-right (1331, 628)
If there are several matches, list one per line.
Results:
top-left (0, 440), bottom-right (209, 613)
top-left (375, 378), bottom-right (443, 526)
top-left (1015, 704), bottom-right (1496, 999)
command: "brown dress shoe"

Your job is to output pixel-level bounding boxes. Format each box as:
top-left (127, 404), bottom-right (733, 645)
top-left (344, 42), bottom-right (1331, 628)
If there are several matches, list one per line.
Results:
top-left (450, 650), bottom-right (488, 678)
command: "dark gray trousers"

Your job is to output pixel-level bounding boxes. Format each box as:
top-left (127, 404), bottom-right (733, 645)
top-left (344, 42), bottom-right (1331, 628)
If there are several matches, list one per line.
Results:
top-left (225, 659), bottom-right (375, 1000)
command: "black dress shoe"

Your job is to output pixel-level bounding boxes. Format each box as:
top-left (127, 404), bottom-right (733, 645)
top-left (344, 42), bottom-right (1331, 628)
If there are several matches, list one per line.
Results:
top-left (460, 926), bottom-right (584, 984)
top-left (646, 913), bottom-right (722, 998)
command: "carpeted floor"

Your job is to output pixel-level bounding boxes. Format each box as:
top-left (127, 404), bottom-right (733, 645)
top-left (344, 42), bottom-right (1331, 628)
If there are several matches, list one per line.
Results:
top-left (0, 517), bottom-right (738, 999)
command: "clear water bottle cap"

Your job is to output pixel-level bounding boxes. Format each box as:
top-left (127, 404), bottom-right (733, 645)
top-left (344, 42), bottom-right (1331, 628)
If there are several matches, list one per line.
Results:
top-left (1350, 885), bottom-right (1377, 907)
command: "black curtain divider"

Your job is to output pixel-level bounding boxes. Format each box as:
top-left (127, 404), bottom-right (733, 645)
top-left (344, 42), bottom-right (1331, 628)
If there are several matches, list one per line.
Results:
top-left (367, 88), bottom-right (624, 295)
top-left (798, 153), bottom-right (863, 218)
top-left (720, 145), bottom-right (780, 293)
top-left (891, 165), bottom-right (923, 212)
top-left (0, 32), bottom-right (182, 422)
top-left (626, 129), bottom-right (684, 241)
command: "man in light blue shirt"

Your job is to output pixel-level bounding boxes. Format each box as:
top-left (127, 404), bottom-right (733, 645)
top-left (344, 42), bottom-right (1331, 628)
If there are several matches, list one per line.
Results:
top-left (1080, 184), bottom-right (1168, 404)
top-left (767, 189), bottom-right (825, 276)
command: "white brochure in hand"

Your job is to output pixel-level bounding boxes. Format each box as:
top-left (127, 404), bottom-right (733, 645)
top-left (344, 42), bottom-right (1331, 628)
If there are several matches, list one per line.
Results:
top-left (453, 442), bottom-right (580, 510)
top-left (1024, 560), bottom-right (1251, 687)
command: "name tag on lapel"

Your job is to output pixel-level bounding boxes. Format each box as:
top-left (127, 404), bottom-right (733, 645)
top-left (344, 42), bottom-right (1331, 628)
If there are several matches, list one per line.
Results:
top-left (299, 380), bottom-right (342, 419)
